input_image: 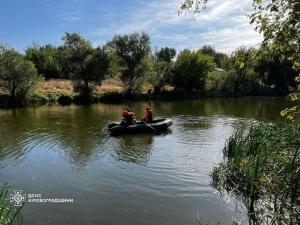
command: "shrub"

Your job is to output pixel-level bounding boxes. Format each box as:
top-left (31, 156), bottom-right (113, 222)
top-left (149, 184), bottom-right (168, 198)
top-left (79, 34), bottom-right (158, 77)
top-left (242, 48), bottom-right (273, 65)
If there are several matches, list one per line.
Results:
top-left (206, 70), bottom-right (259, 97)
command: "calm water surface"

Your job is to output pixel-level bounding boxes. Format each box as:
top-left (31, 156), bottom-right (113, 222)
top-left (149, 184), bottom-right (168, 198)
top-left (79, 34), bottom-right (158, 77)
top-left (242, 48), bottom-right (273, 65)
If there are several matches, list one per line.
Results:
top-left (0, 97), bottom-right (291, 225)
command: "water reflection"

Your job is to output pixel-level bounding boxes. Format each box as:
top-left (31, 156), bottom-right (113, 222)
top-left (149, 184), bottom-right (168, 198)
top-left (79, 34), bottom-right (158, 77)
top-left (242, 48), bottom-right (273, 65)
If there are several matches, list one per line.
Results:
top-left (0, 97), bottom-right (291, 169)
top-left (112, 135), bottom-right (154, 164)
top-left (177, 116), bottom-right (213, 130)
top-left (0, 105), bottom-right (120, 167)
top-left (111, 131), bottom-right (172, 164)
top-left (0, 98), bottom-right (291, 225)
top-left (156, 97), bottom-right (291, 119)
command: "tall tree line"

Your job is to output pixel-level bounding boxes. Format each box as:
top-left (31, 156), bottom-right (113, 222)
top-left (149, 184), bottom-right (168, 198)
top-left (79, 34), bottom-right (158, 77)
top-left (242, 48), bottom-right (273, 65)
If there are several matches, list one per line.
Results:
top-left (0, 31), bottom-right (298, 104)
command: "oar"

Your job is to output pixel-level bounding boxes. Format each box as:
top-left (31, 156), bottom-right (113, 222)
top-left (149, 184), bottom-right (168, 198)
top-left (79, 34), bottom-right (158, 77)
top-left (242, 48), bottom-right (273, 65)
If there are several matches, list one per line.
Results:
top-left (142, 121), bottom-right (158, 132)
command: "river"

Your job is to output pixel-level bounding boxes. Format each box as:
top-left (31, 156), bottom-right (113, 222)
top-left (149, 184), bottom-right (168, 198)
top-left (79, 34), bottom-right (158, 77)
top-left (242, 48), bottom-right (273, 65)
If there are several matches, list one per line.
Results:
top-left (0, 97), bottom-right (291, 225)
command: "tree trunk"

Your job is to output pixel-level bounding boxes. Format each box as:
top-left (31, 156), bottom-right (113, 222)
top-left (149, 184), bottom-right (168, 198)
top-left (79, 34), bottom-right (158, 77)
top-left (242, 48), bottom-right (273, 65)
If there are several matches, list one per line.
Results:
top-left (10, 82), bottom-right (16, 103)
top-left (84, 80), bottom-right (89, 91)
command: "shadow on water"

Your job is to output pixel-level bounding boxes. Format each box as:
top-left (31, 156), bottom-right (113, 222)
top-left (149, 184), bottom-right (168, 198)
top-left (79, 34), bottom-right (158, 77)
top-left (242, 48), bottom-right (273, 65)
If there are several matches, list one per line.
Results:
top-left (150, 97), bottom-right (291, 120)
top-left (110, 130), bottom-right (172, 164)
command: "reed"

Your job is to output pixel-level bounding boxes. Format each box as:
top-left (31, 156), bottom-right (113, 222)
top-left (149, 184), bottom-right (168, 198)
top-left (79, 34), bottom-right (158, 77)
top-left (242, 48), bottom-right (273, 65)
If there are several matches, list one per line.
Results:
top-left (212, 122), bottom-right (300, 224)
top-left (0, 184), bottom-right (23, 225)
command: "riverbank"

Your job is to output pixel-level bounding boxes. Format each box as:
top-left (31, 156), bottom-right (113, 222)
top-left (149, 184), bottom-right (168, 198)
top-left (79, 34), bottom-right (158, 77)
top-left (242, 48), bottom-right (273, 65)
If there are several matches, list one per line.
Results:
top-left (0, 77), bottom-right (288, 108)
top-left (212, 122), bottom-right (300, 224)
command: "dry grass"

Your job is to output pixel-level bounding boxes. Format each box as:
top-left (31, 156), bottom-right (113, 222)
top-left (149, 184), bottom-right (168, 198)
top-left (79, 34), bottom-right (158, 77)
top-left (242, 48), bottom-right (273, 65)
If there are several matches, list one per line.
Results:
top-left (38, 79), bottom-right (73, 96)
top-left (39, 79), bottom-right (73, 91)
top-left (163, 85), bottom-right (174, 92)
top-left (94, 76), bottom-right (123, 93)
top-left (38, 76), bottom-right (124, 96)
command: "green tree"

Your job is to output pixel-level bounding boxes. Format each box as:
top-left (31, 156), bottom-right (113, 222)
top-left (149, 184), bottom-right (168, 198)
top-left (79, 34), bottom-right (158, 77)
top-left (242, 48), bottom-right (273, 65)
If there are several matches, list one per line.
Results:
top-left (251, 0), bottom-right (300, 119)
top-left (61, 32), bottom-right (92, 80)
top-left (229, 46), bottom-right (257, 94)
top-left (181, 0), bottom-right (300, 119)
top-left (172, 49), bottom-right (215, 93)
top-left (108, 32), bottom-right (151, 95)
top-left (199, 45), bottom-right (216, 58)
top-left (106, 51), bottom-right (123, 76)
top-left (206, 46), bottom-right (261, 97)
top-left (215, 52), bottom-right (230, 69)
top-left (148, 60), bottom-right (172, 94)
top-left (147, 47), bottom-right (177, 94)
top-left (250, 0), bottom-right (299, 65)
top-left (199, 45), bottom-right (230, 69)
top-left (26, 44), bottom-right (61, 79)
top-left (180, 0), bottom-right (209, 13)
top-left (0, 45), bottom-right (41, 103)
top-left (61, 33), bottom-right (109, 97)
top-left (155, 47), bottom-right (176, 63)
top-left (255, 48), bottom-right (297, 95)
top-left (230, 47), bottom-right (255, 77)
top-left (181, 0), bottom-right (299, 68)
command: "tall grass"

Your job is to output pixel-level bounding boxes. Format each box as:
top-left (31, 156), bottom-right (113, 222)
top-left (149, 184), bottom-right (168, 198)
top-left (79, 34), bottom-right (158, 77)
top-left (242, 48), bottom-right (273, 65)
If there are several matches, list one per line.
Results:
top-left (212, 122), bottom-right (300, 224)
top-left (94, 77), bottom-right (123, 93)
top-left (0, 184), bottom-right (23, 225)
top-left (39, 76), bottom-right (124, 96)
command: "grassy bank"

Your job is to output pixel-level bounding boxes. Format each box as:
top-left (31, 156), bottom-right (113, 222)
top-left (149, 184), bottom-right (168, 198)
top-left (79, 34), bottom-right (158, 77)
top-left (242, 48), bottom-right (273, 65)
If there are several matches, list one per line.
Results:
top-left (34, 78), bottom-right (162, 105)
top-left (0, 77), bottom-right (202, 107)
top-left (212, 122), bottom-right (300, 224)
top-left (36, 77), bottom-right (124, 103)
top-left (0, 76), bottom-right (287, 108)
top-left (0, 77), bottom-right (124, 107)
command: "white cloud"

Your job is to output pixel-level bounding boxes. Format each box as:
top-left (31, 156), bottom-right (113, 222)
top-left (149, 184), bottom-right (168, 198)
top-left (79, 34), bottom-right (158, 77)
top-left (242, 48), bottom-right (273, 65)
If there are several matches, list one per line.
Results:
top-left (58, 0), bottom-right (84, 23)
top-left (89, 0), bottom-right (262, 53)
top-left (190, 24), bottom-right (261, 53)
top-left (154, 34), bottom-right (189, 41)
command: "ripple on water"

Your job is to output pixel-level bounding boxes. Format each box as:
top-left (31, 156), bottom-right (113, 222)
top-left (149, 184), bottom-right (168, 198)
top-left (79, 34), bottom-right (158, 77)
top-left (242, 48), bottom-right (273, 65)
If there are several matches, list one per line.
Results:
top-left (172, 116), bottom-right (216, 146)
top-left (0, 127), bottom-right (60, 168)
top-left (0, 101), bottom-right (266, 225)
top-left (107, 135), bottom-right (155, 165)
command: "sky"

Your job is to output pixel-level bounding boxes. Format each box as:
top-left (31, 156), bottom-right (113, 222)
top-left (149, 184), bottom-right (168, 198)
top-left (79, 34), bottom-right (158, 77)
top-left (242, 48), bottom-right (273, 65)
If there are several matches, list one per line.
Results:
top-left (0, 0), bottom-right (262, 54)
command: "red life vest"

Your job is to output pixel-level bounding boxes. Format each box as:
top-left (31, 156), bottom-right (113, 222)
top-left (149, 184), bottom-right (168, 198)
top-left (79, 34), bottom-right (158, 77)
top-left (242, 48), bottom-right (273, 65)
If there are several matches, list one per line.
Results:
top-left (143, 109), bottom-right (153, 122)
top-left (127, 112), bottom-right (135, 118)
top-left (123, 111), bottom-right (128, 117)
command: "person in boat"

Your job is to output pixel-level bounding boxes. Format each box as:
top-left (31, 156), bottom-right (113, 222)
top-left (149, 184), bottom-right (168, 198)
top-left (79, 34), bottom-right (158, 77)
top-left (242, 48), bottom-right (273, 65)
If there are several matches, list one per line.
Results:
top-left (122, 107), bottom-right (135, 126)
top-left (143, 107), bottom-right (153, 123)
top-left (122, 107), bottom-right (129, 121)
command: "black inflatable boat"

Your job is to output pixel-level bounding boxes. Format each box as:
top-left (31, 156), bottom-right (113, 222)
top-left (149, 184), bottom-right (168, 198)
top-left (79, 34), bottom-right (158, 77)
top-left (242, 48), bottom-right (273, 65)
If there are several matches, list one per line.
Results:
top-left (108, 118), bottom-right (172, 136)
